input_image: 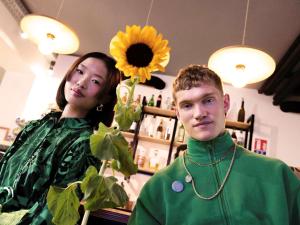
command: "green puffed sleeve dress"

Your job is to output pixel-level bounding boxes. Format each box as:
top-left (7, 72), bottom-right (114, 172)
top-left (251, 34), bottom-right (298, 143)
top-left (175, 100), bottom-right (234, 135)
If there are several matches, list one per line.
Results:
top-left (0, 112), bottom-right (100, 224)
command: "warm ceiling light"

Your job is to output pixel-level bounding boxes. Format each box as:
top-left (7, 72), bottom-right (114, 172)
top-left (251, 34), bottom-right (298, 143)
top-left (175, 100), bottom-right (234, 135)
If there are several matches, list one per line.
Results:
top-left (208, 0), bottom-right (276, 88)
top-left (208, 45), bottom-right (276, 88)
top-left (20, 14), bottom-right (79, 55)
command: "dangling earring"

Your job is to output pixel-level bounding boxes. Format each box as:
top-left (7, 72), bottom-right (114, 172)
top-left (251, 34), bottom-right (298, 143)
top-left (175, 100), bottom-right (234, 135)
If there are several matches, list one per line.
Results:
top-left (96, 104), bottom-right (103, 112)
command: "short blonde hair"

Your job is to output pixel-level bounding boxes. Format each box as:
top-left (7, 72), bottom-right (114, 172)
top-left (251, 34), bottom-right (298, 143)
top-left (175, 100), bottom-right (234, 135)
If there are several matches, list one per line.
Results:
top-left (172, 65), bottom-right (223, 102)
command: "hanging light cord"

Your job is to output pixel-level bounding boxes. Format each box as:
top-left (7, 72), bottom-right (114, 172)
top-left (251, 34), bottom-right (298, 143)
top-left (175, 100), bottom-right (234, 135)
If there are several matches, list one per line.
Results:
top-left (56, 0), bottom-right (65, 19)
top-left (145, 0), bottom-right (154, 26)
top-left (242, 0), bottom-right (250, 45)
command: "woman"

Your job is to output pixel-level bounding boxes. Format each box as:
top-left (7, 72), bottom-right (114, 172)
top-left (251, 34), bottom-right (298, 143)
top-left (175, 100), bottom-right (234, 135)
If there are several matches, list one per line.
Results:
top-left (0, 52), bottom-right (121, 224)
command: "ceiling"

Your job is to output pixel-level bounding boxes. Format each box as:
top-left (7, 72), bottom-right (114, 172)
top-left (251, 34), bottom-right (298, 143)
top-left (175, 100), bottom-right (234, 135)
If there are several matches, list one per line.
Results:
top-left (6, 0), bottom-right (300, 112)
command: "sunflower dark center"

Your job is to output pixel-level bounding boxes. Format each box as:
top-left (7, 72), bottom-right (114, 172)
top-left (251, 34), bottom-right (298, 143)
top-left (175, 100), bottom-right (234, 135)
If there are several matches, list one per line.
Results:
top-left (126, 43), bottom-right (153, 67)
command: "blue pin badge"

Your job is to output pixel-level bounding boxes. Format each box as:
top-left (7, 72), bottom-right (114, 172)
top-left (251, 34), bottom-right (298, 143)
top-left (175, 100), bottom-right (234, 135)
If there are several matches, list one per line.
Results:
top-left (171, 180), bottom-right (184, 193)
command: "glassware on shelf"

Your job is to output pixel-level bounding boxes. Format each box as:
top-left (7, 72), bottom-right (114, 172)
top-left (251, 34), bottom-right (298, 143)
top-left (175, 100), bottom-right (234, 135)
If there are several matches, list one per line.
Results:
top-left (177, 123), bottom-right (185, 142)
top-left (149, 149), bottom-right (160, 171)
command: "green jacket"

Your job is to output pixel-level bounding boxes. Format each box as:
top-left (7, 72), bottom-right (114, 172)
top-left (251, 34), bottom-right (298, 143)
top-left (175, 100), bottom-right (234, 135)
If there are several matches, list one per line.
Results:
top-left (0, 112), bottom-right (100, 224)
top-left (128, 132), bottom-right (300, 225)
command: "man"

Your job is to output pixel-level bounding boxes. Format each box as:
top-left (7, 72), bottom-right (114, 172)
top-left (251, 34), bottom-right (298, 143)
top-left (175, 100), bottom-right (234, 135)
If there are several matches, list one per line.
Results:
top-left (128, 65), bottom-right (300, 225)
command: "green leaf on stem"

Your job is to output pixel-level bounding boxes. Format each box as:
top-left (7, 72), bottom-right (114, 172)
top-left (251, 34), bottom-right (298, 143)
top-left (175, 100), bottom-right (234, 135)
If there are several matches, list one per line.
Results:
top-left (47, 185), bottom-right (80, 225)
top-left (81, 171), bottom-right (128, 211)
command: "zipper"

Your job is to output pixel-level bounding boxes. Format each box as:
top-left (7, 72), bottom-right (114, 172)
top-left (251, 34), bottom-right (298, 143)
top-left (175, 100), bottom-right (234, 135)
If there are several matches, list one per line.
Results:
top-left (209, 143), bottom-right (230, 225)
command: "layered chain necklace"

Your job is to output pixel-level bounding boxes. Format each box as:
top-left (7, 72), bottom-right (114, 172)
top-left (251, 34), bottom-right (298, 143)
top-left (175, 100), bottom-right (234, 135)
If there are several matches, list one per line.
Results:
top-left (182, 144), bottom-right (237, 200)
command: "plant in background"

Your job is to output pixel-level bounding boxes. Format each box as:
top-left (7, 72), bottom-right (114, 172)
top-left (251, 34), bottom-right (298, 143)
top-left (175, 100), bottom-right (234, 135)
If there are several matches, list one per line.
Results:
top-left (47, 24), bottom-right (170, 225)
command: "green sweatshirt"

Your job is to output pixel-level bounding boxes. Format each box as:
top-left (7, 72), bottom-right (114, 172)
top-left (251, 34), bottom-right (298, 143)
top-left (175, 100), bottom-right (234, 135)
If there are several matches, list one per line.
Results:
top-left (128, 132), bottom-right (300, 225)
top-left (0, 112), bottom-right (100, 225)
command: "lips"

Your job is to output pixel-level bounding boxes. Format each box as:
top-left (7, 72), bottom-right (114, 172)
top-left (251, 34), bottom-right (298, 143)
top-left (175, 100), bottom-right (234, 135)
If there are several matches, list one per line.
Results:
top-left (71, 88), bottom-right (84, 97)
top-left (193, 121), bottom-right (213, 127)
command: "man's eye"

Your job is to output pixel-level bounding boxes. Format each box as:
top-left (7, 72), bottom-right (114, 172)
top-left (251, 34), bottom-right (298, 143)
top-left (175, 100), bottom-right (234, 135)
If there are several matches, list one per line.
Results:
top-left (181, 103), bottom-right (192, 109)
top-left (204, 98), bottom-right (214, 104)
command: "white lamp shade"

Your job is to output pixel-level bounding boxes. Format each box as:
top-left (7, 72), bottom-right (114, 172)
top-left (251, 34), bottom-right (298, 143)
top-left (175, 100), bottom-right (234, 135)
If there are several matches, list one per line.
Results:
top-left (20, 14), bottom-right (79, 54)
top-left (208, 45), bottom-right (276, 87)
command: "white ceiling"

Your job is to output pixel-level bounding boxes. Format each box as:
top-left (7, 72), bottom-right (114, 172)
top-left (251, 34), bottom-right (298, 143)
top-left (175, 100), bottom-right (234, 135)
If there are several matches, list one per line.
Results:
top-left (11, 0), bottom-right (300, 87)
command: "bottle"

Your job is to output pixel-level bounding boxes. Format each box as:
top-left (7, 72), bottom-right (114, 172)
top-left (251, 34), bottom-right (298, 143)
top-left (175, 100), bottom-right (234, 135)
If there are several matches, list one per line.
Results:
top-left (164, 96), bottom-right (172, 110)
top-left (149, 150), bottom-right (160, 171)
top-left (177, 123), bottom-right (185, 142)
top-left (155, 119), bottom-right (164, 139)
top-left (148, 115), bottom-right (156, 137)
top-left (237, 131), bottom-right (244, 146)
top-left (148, 94), bottom-right (155, 106)
top-left (231, 130), bottom-right (237, 143)
top-left (237, 98), bottom-right (245, 122)
top-left (129, 121), bottom-right (137, 133)
top-left (164, 118), bottom-right (172, 140)
top-left (121, 92), bottom-right (128, 104)
top-left (136, 147), bottom-right (146, 168)
top-left (135, 94), bottom-right (141, 106)
top-left (156, 94), bottom-right (162, 108)
top-left (142, 96), bottom-right (147, 106)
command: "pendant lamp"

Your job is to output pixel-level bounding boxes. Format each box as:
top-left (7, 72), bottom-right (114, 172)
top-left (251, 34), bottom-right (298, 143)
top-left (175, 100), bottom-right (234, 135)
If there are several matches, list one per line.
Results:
top-left (20, 0), bottom-right (79, 55)
top-left (208, 0), bottom-right (276, 88)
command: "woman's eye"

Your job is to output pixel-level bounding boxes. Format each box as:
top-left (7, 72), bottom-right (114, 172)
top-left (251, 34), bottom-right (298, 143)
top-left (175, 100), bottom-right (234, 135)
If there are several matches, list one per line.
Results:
top-left (92, 79), bottom-right (100, 85)
top-left (75, 68), bottom-right (83, 74)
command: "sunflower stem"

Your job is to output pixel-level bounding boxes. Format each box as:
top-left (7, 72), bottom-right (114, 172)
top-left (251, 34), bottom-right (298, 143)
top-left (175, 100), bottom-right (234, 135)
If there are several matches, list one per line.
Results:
top-left (126, 78), bottom-right (138, 108)
top-left (81, 160), bottom-right (108, 225)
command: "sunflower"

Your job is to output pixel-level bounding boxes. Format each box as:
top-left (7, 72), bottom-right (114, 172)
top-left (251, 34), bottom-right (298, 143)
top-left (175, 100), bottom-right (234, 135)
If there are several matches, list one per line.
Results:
top-left (110, 25), bottom-right (170, 83)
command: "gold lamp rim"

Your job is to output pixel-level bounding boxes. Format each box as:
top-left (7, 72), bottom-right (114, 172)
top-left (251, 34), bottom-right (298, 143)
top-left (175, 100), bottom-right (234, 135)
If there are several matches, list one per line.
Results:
top-left (20, 14), bottom-right (79, 54)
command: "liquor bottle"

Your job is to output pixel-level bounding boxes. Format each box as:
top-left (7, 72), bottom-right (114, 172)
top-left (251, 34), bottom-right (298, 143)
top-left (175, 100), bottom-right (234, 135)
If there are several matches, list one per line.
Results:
top-left (149, 150), bottom-right (160, 171)
top-left (164, 96), bottom-right (172, 110)
top-left (148, 94), bottom-right (155, 106)
top-left (136, 147), bottom-right (146, 168)
top-left (177, 123), bottom-right (185, 142)
top-left (231, 130), bottom-right (237, 143)
top-left (164, 118), bottom-right (172, 140)
top-left (156, 94), bottom-right (162, 108)
top-left (237, 98), bottom-right (245, 122)
top-left (135, 94), bottom-right (141, 105)
top-left (148, 115), bottom-right (156, 137)
top-left (121, 92), bottom-right (128, 104)
top-left (142, 96), bottom-right (147, 106)
top-left (155, 119), bottom-right (164, 139)
top-left (237, 131), bottom-right (245, 146)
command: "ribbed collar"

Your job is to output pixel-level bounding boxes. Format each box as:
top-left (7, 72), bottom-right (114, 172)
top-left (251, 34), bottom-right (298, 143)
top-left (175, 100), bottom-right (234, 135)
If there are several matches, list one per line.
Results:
top-left (186, 131), bottom-right (234, 161)
top-left (43, 111), bottom-right (92, 129)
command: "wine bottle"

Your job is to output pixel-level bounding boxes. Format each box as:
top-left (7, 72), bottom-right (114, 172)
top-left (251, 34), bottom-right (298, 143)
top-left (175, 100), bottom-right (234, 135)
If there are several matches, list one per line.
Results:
top-left (177, 123), bottom-right (185, 142)
top-left (164, 118), bottom-right (172, 140)
top-left (148, 94), bottom-right (155, 106)
top-left (142, 96), bottom-right (147, 106)
top-left (155, 119), bottom-right (163, 139)
top-left (156, 94), bottom-right (162, 108)
top-left (237, 98), bottom-right (245, 122)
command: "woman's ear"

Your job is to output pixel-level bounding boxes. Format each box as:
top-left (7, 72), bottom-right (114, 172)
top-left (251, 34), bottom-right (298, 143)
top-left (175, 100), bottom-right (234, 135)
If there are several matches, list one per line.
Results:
top-left (223, 93), bottom-right (230, 115)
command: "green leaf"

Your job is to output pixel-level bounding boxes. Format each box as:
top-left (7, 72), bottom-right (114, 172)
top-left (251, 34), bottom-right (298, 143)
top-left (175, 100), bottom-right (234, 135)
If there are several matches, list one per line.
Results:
top-left (80, 166), bottom-right (99, 200)
top-left (110, 134), bottom-right (138, 176)
top-left (0, 209), bottom-right (29, 225)
top-left (81, 175), bottom-right (128, 211)
top-left (47, 184), bottom-right (80, 225)
top-left (90, 123), bottom-right (119, 160)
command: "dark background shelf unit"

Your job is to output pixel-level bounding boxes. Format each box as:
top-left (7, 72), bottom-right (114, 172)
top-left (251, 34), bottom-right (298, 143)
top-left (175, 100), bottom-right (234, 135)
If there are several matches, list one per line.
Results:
top-left (131, 106), bottom-right (178, 175)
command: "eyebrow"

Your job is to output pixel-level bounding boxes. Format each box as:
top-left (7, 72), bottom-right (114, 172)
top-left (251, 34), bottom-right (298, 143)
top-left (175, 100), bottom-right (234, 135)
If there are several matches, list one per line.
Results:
top-left (78, 63), bottom-right (105, 80)
top-left (178, 92), bottom-right (216, 105)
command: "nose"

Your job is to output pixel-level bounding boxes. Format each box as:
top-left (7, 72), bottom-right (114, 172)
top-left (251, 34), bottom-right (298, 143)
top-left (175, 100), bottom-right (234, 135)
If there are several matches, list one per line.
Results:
top-left (76, 76), bottom-right (88, 89)
top-left (193, 104), bottom-right (207, 120)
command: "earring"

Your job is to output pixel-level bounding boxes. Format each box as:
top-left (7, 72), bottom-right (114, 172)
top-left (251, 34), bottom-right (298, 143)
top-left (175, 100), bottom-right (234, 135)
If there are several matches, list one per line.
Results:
top-left (96, 104), bottom-right (103, 112)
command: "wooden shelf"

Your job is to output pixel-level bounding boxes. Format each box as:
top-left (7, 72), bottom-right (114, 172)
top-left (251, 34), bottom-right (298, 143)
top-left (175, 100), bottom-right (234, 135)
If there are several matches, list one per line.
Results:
top-left (143, 106), bottom-right (176, 118)
top-left (225, 120), bottom-right (250, 131)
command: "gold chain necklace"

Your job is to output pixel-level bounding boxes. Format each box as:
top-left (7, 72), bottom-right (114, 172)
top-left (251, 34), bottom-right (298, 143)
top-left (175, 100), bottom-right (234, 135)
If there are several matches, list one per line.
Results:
top-left (186, 145), bottom-right (234, 167)
top-left (182, 144), bottom-right (237, 200)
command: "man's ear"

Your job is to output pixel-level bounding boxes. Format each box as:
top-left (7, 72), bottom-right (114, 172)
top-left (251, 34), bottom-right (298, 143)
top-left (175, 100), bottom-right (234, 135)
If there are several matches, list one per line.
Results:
top-left (223, 93), bottom-right (230, 115)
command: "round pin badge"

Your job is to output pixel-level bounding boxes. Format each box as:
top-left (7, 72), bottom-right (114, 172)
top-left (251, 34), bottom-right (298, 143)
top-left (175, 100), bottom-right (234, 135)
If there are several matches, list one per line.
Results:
top-left (171, 180), bottom-right (184, 193)
top-left (185, 174), bottom-right (192, 183)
